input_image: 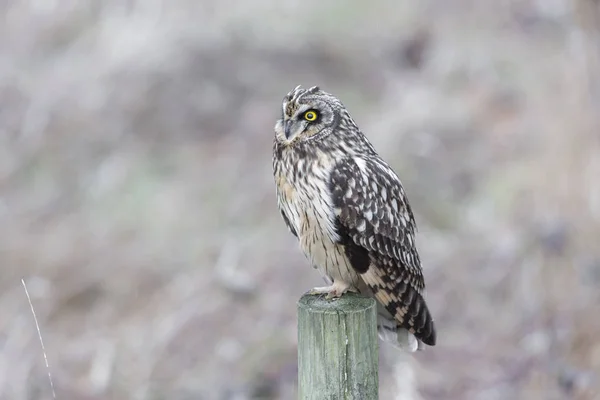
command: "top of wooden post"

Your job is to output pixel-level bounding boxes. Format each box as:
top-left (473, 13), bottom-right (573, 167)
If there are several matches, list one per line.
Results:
top-left (297, 292), bottom-right (376, 314)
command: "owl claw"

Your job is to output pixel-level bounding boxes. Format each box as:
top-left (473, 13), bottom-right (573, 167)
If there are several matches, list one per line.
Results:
top-left (307, 281), bottom-right (352, 299)
top-left (326, 292), bottom-right (340, 301)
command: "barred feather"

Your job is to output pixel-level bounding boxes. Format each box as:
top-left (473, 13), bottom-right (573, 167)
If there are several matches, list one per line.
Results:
top-left (330, 157), bottom-right (436, 346)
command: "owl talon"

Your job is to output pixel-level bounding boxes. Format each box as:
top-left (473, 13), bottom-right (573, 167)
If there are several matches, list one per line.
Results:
top-left (307, 282), bottom-right (351, 299)
top-left (325, 292), bottom-right (340, 300)
top-left (307, 288), bottom-right (328, 297)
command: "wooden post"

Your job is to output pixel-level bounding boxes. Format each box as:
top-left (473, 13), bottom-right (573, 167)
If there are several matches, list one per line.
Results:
top-left (297, 292), bottom-right (379, 400)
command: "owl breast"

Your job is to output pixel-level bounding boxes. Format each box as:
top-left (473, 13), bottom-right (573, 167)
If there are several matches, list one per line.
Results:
top-left (274, 146), bottom-right (360, 289)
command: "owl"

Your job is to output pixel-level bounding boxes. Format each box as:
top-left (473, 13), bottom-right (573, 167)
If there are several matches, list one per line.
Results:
top-left (272, 85), bottom-right (436, 351)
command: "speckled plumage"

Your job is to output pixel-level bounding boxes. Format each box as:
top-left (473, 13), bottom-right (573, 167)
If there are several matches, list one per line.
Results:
top-left (272, 85), bottom-right (436, 351)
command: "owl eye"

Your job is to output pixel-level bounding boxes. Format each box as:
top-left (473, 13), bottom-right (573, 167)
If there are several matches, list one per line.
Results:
top-left (303, 110), bottom-right (318, 121)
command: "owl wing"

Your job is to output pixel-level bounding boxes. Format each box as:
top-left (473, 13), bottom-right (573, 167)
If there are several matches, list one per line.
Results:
top-left (329, 156), bottom-right (436, 346)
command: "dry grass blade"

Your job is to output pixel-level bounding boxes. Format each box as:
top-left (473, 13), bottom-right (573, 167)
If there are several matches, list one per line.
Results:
top-left (21, 278), bottom-right (56, 400)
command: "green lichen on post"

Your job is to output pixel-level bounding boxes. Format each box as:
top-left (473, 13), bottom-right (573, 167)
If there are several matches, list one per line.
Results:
top-left (297, 292), bottom-right (379, 400)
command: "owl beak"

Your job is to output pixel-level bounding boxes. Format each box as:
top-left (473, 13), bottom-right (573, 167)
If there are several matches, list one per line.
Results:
top-left (284, 121), bottom-right (293, 139)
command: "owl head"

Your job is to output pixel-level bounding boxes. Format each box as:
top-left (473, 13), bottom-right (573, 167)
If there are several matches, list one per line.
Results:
top-left (275, 85), bottom-right (344, 145)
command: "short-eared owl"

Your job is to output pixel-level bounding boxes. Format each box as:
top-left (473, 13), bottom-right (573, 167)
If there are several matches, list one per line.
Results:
top-left (272, 85), bottom-right (436, 351)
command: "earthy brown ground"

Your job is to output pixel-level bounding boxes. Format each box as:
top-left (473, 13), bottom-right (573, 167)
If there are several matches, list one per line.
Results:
top-left (1, 1), bottom-right (600, 399)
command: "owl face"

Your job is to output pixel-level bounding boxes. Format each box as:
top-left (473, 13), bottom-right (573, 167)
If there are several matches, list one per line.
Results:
top-left (275, 85), bottom-right (341, 145)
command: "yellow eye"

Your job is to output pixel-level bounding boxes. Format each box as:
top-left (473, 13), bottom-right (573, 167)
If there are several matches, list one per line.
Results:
top-left (304, 110), bottom-right (318, 121)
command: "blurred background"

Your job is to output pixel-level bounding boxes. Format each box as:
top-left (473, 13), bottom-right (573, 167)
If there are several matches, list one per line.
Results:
top-left (1, 0), bottom-right (600, 399)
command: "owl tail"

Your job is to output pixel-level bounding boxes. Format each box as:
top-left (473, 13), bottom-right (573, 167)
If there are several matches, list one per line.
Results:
top-left (376, 303), bottom-right (423, 352)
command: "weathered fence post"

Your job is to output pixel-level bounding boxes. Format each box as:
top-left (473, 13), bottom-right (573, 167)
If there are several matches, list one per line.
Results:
top-left (297, 292), bottom-right (379, 400)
